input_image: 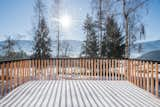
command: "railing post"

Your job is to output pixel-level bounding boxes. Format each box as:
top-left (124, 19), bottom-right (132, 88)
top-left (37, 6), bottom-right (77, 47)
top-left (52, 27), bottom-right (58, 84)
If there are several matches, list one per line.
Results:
top-left (140, 61), bottom-right (143, 88)
top-left (115, 60), bottom-right (117, 80)
top-left (1, 63), bottom-right (4, 96)
top-left (131, 60), bottom-right (134, 83)
top-left (100, 59), bottom-right (102, 80)
top-left (128, 60), bottom-right (130, 82)
top-left (134, 60), bottom-right (136, 85)
top-left (62, 58), bottom-right (64, 79)
top-left (38, 59), bottom-right (41, 80)
top-left (94, 59), bottom-right (97, 80)
top-left (91, 59), bottom-right (93, 80)
top-left (6, 62), bottom-right (9, 94)
top-left (112, 59), bottom-right (114, 80)
top-left (56, 58), bottom-right (59, 80)
top-left (156, 63), bottom-right (159, 97)
top-left (143, 61), bottom-right (146, 90)
top-left (106, 59), bottom-right (108, 80)
top-left (85, 59), bottom-right (87, 79)
top-left (80, 58), bottom-right (82, 79)
top-left (32, 60), bottom-right (34, 80)
top-left (118, 60), bottom-right (120, 80)
top-left (151, 62), bottom-right (154, 94)
top-left (147, 61), bottom-right (150, 92)
top-left (10, 62), bottom-right (13, 91)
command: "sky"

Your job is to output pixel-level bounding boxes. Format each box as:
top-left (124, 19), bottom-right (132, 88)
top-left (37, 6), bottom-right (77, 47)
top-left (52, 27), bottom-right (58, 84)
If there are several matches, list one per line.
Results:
top-left (0, 0), bottom-right (160, 41)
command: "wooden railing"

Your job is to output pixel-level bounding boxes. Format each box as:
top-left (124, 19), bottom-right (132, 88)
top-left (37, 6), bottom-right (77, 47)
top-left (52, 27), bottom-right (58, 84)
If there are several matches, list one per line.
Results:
top-left (0, 58), bottom-right (159, 98)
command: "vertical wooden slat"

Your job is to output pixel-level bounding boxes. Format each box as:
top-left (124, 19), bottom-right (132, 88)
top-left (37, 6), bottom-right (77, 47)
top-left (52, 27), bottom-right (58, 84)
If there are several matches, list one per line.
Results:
top-left (115, 60), bottom-right (117, 80)
top-left (100, 59), bottom-right (102, 80)
top-left (32, 60), bottom-right (34, 80)
top-left (44, 59), bottom-right (47, 80)
top-left (91, 59), bottom-right (93, 80)
top-left (85, 59), bottom-right (87, 79)
top-left (41, 59), bottom-right (43, 80)
top-left (17, 61), bottom-right (19, 86)
top-left (14, 62), bottom-right (16, 89)
top-left (143, 61), bottom-right (146, 90)
top-left (128, 60), bottom-right (130, 81)
top-left (71, 59), bottom-right (73, 79)
top-left (88, 59), bottom-right (90, 80)
top-left (156, 63), bottom-right (159, 97)
top-left (147, 61), bottom-right (150, 92)
top-left (67, 58), bottom-right (69, 79)
top-left (73, 59), bottom-right (75, 79)
top-left (129, 60), bottom-right (131, 82)
top-left (38, 59), bottom-right (40, 80)
top-left (56, 59), bottom-right (59, 80)
top-left (75, 59), bottom-right (77, 79)
top-left (118, 60), bottom-right (120, 80)
top-left (19, 61), bottom-right (22, 84)
top-left (94, 59), bottom-right (96, 80)
top-left (22, 61), bottom-right (24, 83)
top-left (62, 59), bottom-right (64, 79)
top-left (46, 60), bottom-right (48, 80)
top-left (26, 60), bottom-right (29, 81)
top-left (151, 62), bottom-right (154, 94)
top-left (17, 61), bottom-right (20, 86)
top-left (109, 60), bottom-right (111, 80)
top-left (131, 60), bottom-right (133, 83)
top-left (35, 60), bottom-right (37, 80)
top-left (137, 61), bottom-right (140, 86)
top-left (124, 60), bottom-right (126, 80)
top-left (134, 61), bottom-right (137, 85)
top-left (106, 59), bottom-right (108, 80)
top-left (25, 61), bottom-right (27, 81)
top-left (80, 58), bottom-right (82, 79)
top-left (1, 63), bottom-right (4, 96)
top-left (112, 60), bottom-right (114, 80)
top-left (6, 62), bottom-right (9, 93)
top-left (132, 60), bottom-right (134, 83)
top-left (140, 61), bottom-right (143, 88)
top-left (97, 59), bottom-right (99, 79)
top-left (77, 59), bottom-right (79, 79)
top-left (10, 62), bottom-right (13, 91)
top-left (127, 60), bottom-right (129, 81)
top-left (75, 59), bottom-right (78, 79)
top-left (132, 60), bottom-right (135, 84)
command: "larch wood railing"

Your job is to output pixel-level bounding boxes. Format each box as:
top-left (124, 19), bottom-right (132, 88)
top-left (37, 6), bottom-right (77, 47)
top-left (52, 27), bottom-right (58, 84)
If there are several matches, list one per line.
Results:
top-left (0, 58), bottom-right (159, 98)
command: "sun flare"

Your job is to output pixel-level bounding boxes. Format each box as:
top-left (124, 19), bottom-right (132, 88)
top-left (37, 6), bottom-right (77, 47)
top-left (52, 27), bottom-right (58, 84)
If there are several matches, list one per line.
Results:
top-left (59, 14), bottom-right (72, 28)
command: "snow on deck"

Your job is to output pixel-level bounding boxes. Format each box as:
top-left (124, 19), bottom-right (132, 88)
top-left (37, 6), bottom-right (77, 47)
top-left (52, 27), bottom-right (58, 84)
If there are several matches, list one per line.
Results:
top-left (0, 80), bottom-right (160, 107)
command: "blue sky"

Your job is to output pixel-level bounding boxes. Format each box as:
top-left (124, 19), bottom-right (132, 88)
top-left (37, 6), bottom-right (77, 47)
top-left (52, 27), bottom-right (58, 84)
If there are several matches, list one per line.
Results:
top-left (0, 0), bottom-right (160, 41)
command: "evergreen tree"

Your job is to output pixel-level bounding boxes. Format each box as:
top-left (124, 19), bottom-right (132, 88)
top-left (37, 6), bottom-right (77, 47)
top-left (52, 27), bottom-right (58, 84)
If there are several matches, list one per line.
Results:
top-left (102, 16), bottom-right (124, 58)
top-left (82, 14), bottom-right (99, 57)
top-left (1, 36), bottom-right (16, 59)
top-left (32, 0), bottom-right (52, 59)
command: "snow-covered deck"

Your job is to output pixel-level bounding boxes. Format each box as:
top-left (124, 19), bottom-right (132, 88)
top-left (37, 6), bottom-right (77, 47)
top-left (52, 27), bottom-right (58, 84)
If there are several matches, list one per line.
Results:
top-left (0, 80), bottom-right (160, 107)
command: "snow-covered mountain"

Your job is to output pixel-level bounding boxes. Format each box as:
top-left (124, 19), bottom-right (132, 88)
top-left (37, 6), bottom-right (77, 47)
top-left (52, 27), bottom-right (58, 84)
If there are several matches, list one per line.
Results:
top-left (130, 40), bottom-right (160, 58)
top-left (0, 39), bottom-right (160, 59)
top-left (0, 40), bottom-right (83, 57)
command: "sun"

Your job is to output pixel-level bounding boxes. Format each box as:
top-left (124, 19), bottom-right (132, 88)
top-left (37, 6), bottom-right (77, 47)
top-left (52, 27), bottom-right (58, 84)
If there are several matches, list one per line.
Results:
top-left (59, 14), bottom-right (72, 29)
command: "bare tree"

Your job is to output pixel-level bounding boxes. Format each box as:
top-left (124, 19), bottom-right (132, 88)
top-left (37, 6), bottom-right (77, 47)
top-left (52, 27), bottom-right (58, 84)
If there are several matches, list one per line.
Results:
top-left (52, 0), bottom-right (62, 58)
top-left (120, 0), bottom-right (149, 58)
top-left (0, 36), bottom-right (16, 60)
top-left (60, 41), bottom-right (72, 57)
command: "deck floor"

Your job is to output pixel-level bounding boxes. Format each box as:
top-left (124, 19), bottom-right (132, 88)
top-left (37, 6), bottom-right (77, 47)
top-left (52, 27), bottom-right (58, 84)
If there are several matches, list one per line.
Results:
top-left (0, 80), bottom-right (160, 107)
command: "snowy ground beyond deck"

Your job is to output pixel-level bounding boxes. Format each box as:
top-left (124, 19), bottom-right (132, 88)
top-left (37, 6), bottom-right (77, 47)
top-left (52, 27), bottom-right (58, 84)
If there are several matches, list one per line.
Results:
top-left (0, 80), bottom-right (160, 107)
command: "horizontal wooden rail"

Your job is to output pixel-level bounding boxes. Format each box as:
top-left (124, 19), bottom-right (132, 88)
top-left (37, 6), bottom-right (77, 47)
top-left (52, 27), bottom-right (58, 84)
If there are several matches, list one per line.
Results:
top-left (0, 58), bottom-right (159, 98)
